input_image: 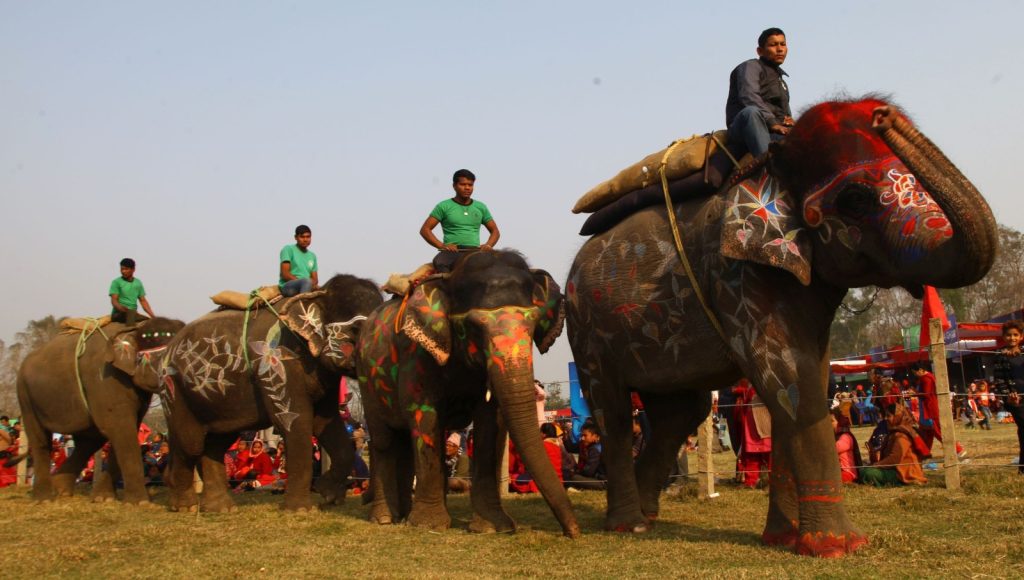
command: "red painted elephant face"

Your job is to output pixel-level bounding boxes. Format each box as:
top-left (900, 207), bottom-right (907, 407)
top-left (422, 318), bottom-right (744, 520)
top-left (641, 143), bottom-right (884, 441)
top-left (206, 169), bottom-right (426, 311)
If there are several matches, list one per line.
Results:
top-left (801, 155), bottom-right (953, 259)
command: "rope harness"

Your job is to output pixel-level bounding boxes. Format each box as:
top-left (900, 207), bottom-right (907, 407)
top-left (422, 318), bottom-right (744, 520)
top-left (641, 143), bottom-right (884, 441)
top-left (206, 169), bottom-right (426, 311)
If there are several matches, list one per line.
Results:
top-left (73, 318), bottom-right (110, 413)
top-left (394, 272), bottom-right (450, 334)
top-left (241, 289), bottom-right (287, 371)
top-left (657, 137), bottom-right (743, 345)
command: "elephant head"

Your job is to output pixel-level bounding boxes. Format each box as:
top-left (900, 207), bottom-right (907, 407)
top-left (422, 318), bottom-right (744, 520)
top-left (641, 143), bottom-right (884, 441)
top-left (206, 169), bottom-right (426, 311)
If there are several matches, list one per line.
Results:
top-left (399, 250), bottom-right (575, 534)
top-left (720, 96), bottom-right (997, 295)
top-left (277, 274), bottom-right (383, 374)
top-left (107, 317), bottom-right (186, 391)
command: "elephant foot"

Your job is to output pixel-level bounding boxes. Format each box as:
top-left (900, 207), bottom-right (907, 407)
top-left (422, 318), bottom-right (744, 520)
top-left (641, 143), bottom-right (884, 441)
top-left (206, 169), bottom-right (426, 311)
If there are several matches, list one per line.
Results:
top-left (92, 494), bottom-right (117, 504)
top-left (604, 511), bottom-right (650, 534)
top-left (468, 512), bottom-right (516, 534)
top-left (313, 475), bottom-right (347, 506)
top-left (201, 494), bottom-right (237, 513)
top-left (793, 530), bottom-right (869, 558)
top-left (52, 474), bottom-right (77, 497)
top-left (368, 502), bottom-right (396, 525)
top-left (284, 505), bottom-right (320, 514)
top-left (169, 503), bottom-right (200, 513)
top-left (407, 505), bottom-right (451, 532)
top-left (762, 519), bottom-right (799, 549)
top-left (282, 495), bottom-right (316, 512)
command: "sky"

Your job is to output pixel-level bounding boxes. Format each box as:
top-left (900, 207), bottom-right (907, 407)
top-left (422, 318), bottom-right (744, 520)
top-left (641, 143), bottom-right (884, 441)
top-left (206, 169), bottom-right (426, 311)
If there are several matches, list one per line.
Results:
top-left (2, 1), bottom-right (1021, 387)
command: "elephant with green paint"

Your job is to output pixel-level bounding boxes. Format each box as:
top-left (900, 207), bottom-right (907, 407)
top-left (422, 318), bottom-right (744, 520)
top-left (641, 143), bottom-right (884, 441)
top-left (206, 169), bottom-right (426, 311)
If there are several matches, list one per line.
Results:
top-left (16, 317), bottom-right (184, 503)
top-left (356, 250), bottom-right (580, 537)
top-left (160, 274), bottom-right (382, 512)
top-left (566, 97), bottom-right (997, 556)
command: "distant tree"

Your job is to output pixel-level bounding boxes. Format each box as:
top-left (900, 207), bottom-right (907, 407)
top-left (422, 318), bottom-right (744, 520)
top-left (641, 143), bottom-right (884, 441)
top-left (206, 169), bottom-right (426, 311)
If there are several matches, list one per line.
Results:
top-left (959, 224), bottom-right (1024, 321)
top-left (543, 382), bottom-right (569, 411)
top-left (0, 315), bottom-right (65, 416)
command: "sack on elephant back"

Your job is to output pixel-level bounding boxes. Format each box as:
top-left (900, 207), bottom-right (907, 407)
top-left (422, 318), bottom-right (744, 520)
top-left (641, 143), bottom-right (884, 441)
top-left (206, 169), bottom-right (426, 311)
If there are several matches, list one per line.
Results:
top-left (210, 285), bottom-right (282, 310)
top-left (59, 315), bottom-right (112, 334)
top-left (750, 394), bottom-right (772, 440)
top-left (572, 131), bottom-right (730, 214)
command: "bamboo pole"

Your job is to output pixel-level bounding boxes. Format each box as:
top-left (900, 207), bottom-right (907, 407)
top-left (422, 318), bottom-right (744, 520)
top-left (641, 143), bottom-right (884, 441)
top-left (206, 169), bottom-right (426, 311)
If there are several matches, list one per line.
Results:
top-left (16, 425), bottom-right (29, 487)
top-left (697, 411), bottom-right (717, 499)
top-left (929, 318), bottom-right (961, 490)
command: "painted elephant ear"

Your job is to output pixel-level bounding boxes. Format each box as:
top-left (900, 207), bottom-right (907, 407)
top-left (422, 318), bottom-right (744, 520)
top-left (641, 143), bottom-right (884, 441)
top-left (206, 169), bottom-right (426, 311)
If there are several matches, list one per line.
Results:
top-left (107, 329), bottom-right (139, 376)
top-left (400, 280), bottom-right (451, 365)
top-left (720, 167), bottom-right (813, 285)
top-left (278, 290), bottom-right (329, 357)
top-left (530, 269), bottom-right (565, 354)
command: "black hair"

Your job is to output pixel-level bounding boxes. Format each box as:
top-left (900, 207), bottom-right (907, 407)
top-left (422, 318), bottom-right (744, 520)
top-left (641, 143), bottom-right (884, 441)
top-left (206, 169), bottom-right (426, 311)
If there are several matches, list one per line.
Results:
top-left (758, 27), bottom-right (785, 48)
top-left (540, 422), bottom-right (558, 439)
top-left (1002, 320), bottom-right (1024, 335)
top-left (581, 424), bottom-right (600, 437)
top-left (295, 224), bottom-right (311, 236)
top-left (120, 258), bottom-right (136, 269)
top-left (0, 416), bottom-right (8, 422)
top-left (910, 362), bottom-right (929, 372)
top-left (452, 169), bottom-right (476, 183)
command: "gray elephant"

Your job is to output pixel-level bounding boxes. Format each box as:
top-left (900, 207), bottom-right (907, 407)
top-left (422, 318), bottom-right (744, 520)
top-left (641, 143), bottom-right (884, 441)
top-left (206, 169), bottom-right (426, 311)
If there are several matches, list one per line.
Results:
top-left (160, 274), bottom-right (382, 512)
top-left (566, 98), bottom-right (997, 556)
top-left (17, 317), bottom-right (185, 503)
top-left (356, 250), bottom-right (580, 537)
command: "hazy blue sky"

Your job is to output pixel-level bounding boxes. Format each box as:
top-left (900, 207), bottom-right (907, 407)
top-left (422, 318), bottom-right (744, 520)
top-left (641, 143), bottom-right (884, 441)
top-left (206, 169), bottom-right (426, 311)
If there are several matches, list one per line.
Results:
top-left (2, 1), bottom-right (1020, 385)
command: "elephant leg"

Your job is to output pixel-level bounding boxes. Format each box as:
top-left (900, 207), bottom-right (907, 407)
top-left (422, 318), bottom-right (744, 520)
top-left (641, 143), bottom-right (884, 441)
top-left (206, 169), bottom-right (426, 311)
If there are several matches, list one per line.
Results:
top-left (165, 443), bottom-right (200, 512)
top-left (50, 436), bottom-right (99, 498)
top-left (468, 399), bottom-right (515, 534)
top-left (395, 430), bottom-right (414, 520)
top-left (634, 391), bottom-right (711, 521)
top-left (365, 422), bottom-right (403, 524)
top-left (585, 374), bottom-right (647, 533)
top-left (103, 422), bottom-right (149, 504)
top-left (19, 403), bottom-right (55, 501)
top-left (280, 412), bottom-right (317, 512)
top-left (197, 432), bottom-right (237, 513)
top-left (405, 407), bottom-right (450, 531)
top-left (312, 412), bottom-right (353, 507)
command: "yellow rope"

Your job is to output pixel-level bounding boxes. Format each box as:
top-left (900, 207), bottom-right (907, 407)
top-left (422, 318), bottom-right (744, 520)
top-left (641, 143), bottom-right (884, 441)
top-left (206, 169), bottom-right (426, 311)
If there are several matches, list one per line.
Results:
top-left (659, 144), bottom-right (730, 345)
top-left (74, 318), bottom-right (110, 413)
top-left (710, 132), bottom-right (743, 171)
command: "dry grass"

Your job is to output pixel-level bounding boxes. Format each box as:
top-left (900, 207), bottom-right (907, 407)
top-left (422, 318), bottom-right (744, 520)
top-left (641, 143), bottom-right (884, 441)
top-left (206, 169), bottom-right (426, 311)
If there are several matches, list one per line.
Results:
top-left (2, 423), bottom-right (1023, 579)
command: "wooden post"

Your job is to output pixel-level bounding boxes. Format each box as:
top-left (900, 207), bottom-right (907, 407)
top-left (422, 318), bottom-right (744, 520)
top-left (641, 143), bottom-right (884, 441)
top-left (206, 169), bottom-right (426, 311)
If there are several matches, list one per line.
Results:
top-left (16, 426), bottom-right (29, 487)
top-left (697, 412), bottom-right (717, 499)
top-left (499, 434), bottom-right (510, 497)
top-left (929, 318), bottom-right (961, 490)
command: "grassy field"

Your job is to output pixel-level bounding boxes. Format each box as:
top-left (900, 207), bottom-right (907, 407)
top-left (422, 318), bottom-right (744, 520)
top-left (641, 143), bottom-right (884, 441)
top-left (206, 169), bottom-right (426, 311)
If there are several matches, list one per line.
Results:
top-left (2, 423), bottom-right (1023, 579)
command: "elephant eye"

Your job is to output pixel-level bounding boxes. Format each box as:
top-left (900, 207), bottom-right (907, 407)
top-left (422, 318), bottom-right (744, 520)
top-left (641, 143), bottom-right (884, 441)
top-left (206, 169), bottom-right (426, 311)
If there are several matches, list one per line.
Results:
top-left (835, 184), bottom-right (877, 220)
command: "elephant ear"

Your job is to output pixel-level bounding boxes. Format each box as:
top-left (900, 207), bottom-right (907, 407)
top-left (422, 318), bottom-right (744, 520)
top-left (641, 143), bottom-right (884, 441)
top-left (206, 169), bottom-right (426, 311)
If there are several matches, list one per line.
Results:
top-left (530, 269), bottom-right (565, 354)
top-left (278, 290), bottom-right (329, 357)
top-left (720, 167), bottom-right (812, 285)
top-left (400, 280), bottom-right (451, 365)
top-left (107, 329), bottom-right (140, 376)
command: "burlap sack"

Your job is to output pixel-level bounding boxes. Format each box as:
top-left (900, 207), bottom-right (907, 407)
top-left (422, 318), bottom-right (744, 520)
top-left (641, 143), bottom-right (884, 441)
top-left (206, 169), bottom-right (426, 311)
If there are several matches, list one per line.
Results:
top-left (750, 394), bottom-right (773, 440)
top-left (60, 316), bottom-right (112, 334)
top-left (211, 285), bottom-right (282, 310)
top-left (572, 131), bottom-right (728, 214)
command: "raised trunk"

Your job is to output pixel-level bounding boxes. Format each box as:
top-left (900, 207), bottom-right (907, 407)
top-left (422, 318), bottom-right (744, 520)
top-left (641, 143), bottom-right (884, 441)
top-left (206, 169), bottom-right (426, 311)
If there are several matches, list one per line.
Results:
top-left (875, 108), bottom-right (998, 286)
top-left (489, 356), bottom-right (581, 539)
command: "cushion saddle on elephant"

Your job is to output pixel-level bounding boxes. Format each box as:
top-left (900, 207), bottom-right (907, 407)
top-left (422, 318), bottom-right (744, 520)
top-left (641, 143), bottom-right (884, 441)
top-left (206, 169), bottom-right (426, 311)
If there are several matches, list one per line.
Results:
top-left (573, 130), bottom-right (746, 236)
top-left (209, 285), bottom-right (282, 310)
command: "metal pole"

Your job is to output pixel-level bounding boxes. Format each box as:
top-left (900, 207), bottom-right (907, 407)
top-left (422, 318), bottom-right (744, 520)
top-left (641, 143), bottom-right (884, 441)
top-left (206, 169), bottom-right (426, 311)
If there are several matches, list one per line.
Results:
top-left (697, 412), bottom-right (717, 499)
top-left (930, 318), bottom-right (961, 490)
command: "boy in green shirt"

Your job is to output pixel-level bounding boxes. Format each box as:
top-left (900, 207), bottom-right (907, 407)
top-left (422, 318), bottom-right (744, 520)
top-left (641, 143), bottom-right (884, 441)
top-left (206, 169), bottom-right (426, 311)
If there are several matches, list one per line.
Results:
top-left (109, 258), bottom-right (156, 324)
top-left (279, 224), bottom-right (319, 297)
top-left (419, 169), bottom-right (501, 271)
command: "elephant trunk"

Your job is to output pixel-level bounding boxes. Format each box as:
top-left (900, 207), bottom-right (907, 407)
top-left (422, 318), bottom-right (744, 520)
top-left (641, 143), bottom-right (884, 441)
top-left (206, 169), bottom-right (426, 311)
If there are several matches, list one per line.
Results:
top-left (486, 341), bottom-right (581, 539)
top-left (874, 107), bottom-right (998, 286)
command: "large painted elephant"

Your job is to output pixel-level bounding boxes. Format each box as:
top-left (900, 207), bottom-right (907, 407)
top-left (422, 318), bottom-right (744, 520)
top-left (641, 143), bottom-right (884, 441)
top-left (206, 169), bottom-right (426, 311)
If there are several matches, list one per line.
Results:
top-left (566, 97), bottom-right (997, 556)
top-left (356, 250), bottom-right (580, 538)
top-left (16, 317), bottom-right (185, 503)
top-left (160, 274), bottom-right (382, 512)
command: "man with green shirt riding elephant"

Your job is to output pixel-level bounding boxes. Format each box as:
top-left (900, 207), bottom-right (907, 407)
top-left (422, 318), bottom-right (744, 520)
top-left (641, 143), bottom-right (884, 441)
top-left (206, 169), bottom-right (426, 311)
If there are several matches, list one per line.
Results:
top-left (280, 224), bottom-right (319, 297)
top-left (419, 169), bottom-right (501, 272)
top-left (109, 258), bottom-right (156, 324)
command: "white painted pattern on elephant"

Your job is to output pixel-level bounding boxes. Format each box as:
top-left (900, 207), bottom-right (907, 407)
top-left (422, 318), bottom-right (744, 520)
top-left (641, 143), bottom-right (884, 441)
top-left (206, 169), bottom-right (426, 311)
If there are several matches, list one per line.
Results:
top-left (157, 356), bottom-right (177, 418)
top-left (251, 322), bottom-right (300, 432)
top-left (323, 316), bottom-right (366, 360)
top-left (171, 335), bottom-right (247, 399)
top-left (297, 302), bottom-right (325, 338)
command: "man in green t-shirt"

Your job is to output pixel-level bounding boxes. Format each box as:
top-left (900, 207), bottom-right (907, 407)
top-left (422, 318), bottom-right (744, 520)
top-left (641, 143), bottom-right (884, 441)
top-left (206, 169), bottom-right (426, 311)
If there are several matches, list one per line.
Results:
top-left (279, 224), bottom-right (319, 297)
top-left (419, 169), bottom-right (501, 271)
top-left (109, 258), bottom-right (156, 324)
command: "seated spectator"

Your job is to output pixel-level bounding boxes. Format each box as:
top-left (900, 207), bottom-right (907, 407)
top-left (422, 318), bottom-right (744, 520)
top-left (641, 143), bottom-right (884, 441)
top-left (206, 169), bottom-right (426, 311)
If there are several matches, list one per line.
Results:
top-left (540, 422), bottom-right (570, 484)
top-left (566, 424), bottom-right (606, 491)
top-left (831, 410), bottom-right (862, 483)
top-left (860, 405), bottom-right (928, 487)
top-left (238, 440), bottom-right (279, 490)
top-left (631, 416), bottom-right (647, 461)
top-left (50, 439), bottom-right (67, 473)
top-left (445, 432), bottom-right (471, 493)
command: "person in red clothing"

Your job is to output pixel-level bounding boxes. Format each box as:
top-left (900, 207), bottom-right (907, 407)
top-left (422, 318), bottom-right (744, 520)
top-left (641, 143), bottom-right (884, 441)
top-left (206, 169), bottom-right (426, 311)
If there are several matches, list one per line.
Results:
top-left (732, 379), bottom-right (771, 488)
top-left (912, 363), bottom-right (964, 458)
top-left (831, 410), bottom-right (862, 483)
top-left (238, 440), bottom-right (278, 489)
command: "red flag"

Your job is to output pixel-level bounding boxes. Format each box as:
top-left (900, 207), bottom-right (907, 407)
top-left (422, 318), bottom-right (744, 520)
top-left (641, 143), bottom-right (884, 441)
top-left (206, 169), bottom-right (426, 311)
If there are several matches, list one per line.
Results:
top-left (920, 285), bottom-right (951, 349)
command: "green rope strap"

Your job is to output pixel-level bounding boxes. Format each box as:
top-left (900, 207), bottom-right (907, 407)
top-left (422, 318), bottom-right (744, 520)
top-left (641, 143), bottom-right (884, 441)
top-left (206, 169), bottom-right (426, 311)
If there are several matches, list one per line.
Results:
top-left (74, 318), bottom-right (110, 413)
top-left (241, 289), bottom-right (286, 371)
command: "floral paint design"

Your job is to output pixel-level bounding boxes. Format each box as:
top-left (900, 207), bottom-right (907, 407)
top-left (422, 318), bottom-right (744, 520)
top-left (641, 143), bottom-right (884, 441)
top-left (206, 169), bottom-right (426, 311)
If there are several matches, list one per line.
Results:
top-left (250, 322), bottom-right (300, 431)
top-left (171, 334), bottom-right (247, 399)
top-left (455, 307), bottom-right (538, 374)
